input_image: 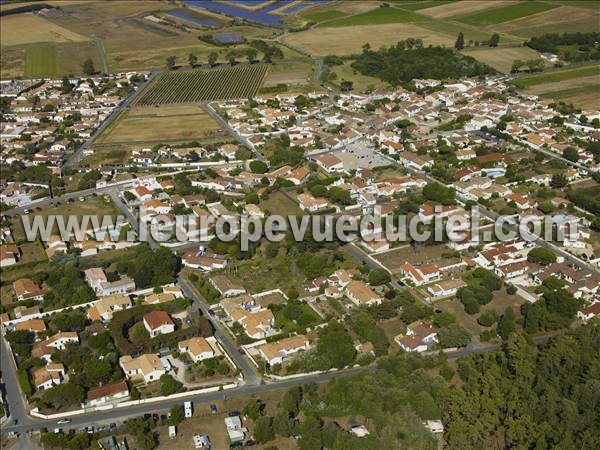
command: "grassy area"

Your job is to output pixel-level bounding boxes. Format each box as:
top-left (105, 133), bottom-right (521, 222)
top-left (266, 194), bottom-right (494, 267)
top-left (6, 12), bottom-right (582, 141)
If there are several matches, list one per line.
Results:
top-left (302, 10), bottom-right (348, 23)
top-left (95, 105), bottom-right (223, 145)
top-left (262, 59), bottom-right (313, 87)
top-left (456, 1), bottom-right (557, 26)
top-left (461, 46), bottom-right (541, 74)
top-left (317, 5), bottom-right (427, 27)
top-left (493, 5), bottom-right (600, 38)
top-left (332, 60), bottom-right (390, 92)
top-left (1, 13), bottom-right (88, 46)
top-left (283, 22), bottom-right (453, 56)
top-left (540, 84), bottom-right (600, 110)
top-left (417, 0), bottom-right (518, 19)
top-left (0, 46), bottom-right (25, 78)
top-left (511, 64), bottom-right (600, 88)
top-left (259, 191), bottom-right (303, 216)
top-left (374, 244), bottom-right (459, 273)
top-left (394, 1), bottom-right (454, 11)
top-left (25, 44), bottom-right (58, 77)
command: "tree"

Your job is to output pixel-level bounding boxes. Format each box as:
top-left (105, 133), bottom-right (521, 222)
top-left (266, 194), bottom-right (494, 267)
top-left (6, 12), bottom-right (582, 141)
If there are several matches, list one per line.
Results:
top-left (455, 32), bottom-right (465, 50)
top-left (208, 52), bottom-right (218, 67)
top-left (82, 58), bottom-right (96, 75)
top-left (527, 247), bottom-right (556, 265)
top-left (438, 324), bottom-right (471, 348)
top-left (166, 56), bottom-right (176, 70)
top-left (249, 160), bottom-right (268, 174)
top-left (160, 374), bottom-right (184, 396)
top-left (243, 399), bottom-right (263, 420)
top-left (511, 59), bottom-right (524, 73)
top-left (247, 48), bottom-right (257, 63)
top-left (169, 405), bottom-right (185, 425)
top-left (368, 268), bottom-right (391, 286)
top-left (41, 383), bottom-right (84, 409)
top-left (497, 307), bottom-right (516, 340)
top-left (188, 53), bottom-right (197, 68)
top-left (340, 80), bottom-right (353, 92)
top-left (254, 416), bottom-right (275, 444)
top-left (550, 173), bottom-right (567, 188)
top-left (563, 146), bottom-right (579, 162)
top-left (317, 321), bottom-right (355, 369)
top-left (489, 33), bottom-right (500, 47)
top-left (227, 51), bottom-right (237, 65)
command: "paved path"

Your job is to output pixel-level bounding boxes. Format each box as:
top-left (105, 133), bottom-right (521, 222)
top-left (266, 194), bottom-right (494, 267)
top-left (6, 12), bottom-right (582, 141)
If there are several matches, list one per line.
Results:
top-left (201, 102), bottom-right (264, 160)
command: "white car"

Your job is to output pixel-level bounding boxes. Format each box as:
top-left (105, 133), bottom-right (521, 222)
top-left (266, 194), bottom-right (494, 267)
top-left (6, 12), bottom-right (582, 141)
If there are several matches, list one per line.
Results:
top-left (57, 419), bottom-right (71, 425)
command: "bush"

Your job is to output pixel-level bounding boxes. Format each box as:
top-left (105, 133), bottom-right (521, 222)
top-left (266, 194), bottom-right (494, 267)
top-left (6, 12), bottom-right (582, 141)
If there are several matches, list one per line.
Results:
top-left (527, 247), bottom-right (557, 265)
top-left (368, 268), bottom-right (391, 286)
top-left (438, 324), bottom-right (471, 348)
top-left (477, 310), bottom-right (498, 327)
top-left (160, 374), bottom-right (184, 396)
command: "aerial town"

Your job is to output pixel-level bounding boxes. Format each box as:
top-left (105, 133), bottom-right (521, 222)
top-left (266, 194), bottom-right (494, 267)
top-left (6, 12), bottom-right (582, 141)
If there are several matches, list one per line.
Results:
top-left (1, 1), bottom-right (599, 449)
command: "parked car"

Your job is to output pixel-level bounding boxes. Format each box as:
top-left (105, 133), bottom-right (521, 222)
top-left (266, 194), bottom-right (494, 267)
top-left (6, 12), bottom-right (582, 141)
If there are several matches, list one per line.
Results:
top-left (57, 419), bottom-right (71, 425)
top-left (228, 411), bottom-right (240, 417)
top-left (210, 404), bottom-right (217, 415)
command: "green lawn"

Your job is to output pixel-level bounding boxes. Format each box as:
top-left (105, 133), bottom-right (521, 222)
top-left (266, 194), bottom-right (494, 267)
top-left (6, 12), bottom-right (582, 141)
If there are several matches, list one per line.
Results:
top-left (511, 64), bottom-right (600, 88)
top-left (302, 10), bottom-right (348, 23)
top-left (318, 5), bottom-right (427, 27)
top-left (25, 44), bottom-right (58, 77)
top-left (457, 1), bottom-right (558, 26)
top-left (392, 0), bottom-right (453, 10)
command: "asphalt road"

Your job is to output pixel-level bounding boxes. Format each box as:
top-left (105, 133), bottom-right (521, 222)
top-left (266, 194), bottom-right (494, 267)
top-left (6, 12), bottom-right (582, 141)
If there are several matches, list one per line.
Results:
top-left (177, 278), bottom-right (261, 387)
top-left (0, 365), bottom-right (370, 436)
top-left (201, 102), bottom-right (264, 161)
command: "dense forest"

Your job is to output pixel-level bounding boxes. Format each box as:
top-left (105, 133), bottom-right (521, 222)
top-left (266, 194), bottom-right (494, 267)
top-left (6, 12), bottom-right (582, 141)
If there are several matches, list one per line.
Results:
top-left (351, 40), bottom-right (494, 87)
top-left (443, 325), bottom-right (600, 449)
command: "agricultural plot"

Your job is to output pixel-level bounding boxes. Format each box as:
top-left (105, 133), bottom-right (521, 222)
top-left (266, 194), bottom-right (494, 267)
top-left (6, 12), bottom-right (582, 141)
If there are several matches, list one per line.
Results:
top-left (456, 1), bottom-right (558, 27)
top-left (492, 6), bottom-right (600, 38)
top-left (25, 44), bottom-right (58, 77)
top-left (461, 47), bottom-right (540, 74)
top-left (316, 5), bottom-right (427, 27)
top-left (94, 105), bottom-right (223, 145)
top-left (135, 64), bottom-right (268, 105)
top-left (418, 0), bottom-right (516, 18)
top-left (540, 85), bottom-right (600, 111)
top-left (283, 23), bottom-right (453, 56)
top-left (510, 64), bottom-right (600, 89)
top-left (0, 13), bottom-right (89, 46)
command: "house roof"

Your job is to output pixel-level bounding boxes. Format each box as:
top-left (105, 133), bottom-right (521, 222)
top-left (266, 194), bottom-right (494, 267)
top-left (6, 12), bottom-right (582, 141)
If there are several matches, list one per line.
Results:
top-left (179, 337), bottom-right (213, 357)
top-left (12, 278), bottom-right (45, 298)
top-left (143, 310), bottom-right (173, 330)
top-left (345, 281), bottom-right (379, 304)
top-left (15, 319), bottom-right (46, 333)
top-left (120, 353), bottom-right (163, 376)
top-left (86, 380), bottom-right (129, 401)
top-left (258, 335), bottom-right (308, 361)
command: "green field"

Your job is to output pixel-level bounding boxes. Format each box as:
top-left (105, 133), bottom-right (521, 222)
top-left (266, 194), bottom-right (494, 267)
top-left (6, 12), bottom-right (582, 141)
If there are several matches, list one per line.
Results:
top-left (457, 1), bottom-right (558, 26)
top-left (317, 5), bottom-right (427, 27)
top-left (511, 64), bottom-right (600, 88)
top-left (25, 44), bottom-right (58, 77)
top-left (135, 63), bottom-right (269, 105)
top-left (393, 0), bottom-right (454, 10)
top-left (302, 10), bottom-right (348, 23)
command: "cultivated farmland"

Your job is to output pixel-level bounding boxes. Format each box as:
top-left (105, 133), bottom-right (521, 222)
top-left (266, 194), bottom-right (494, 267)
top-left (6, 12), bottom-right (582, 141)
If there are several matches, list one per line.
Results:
top-left (456, 1), bottom-right (558, 27)
top-left (462, 47), bottom-right (540, 74)
top-left (316, 5), bottom-right (427, 27)
top-left (418, 0), bottom-right (518, 19)
top-left (0, 14), bottom-right (89, 46)
top-left (134, 64), bottom-right (269, 105)
top-left (94, 105), bottom-right (223, 145)
top-left (283, 23), bottom-right (453, 56)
